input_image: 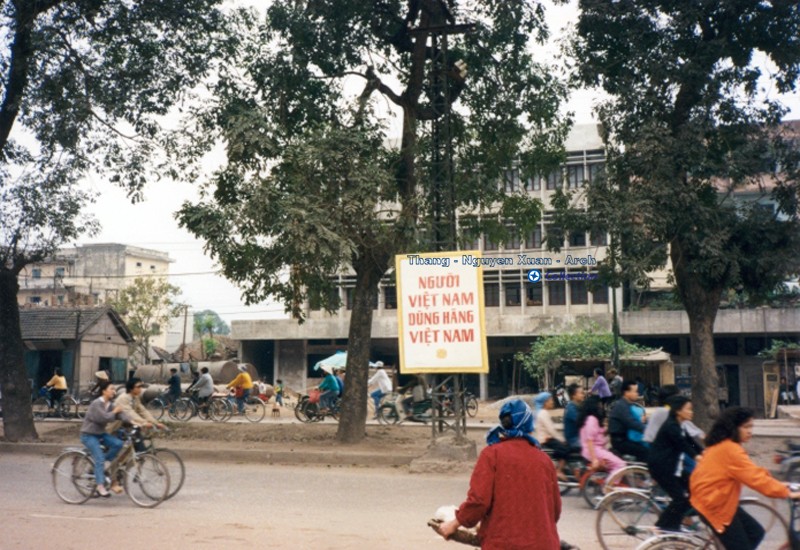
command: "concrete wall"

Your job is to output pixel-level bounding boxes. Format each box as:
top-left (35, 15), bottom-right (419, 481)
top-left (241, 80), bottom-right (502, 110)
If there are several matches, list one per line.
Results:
top-left (620, 309), bottom-right (800, 336)
top-left (77, 314), bottom-right (129, 391)
top-left (274, 340), bottom-right (308, 395)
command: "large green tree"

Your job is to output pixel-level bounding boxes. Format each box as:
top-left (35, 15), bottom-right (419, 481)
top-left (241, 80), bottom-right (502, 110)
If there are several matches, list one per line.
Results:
top-left (0, 0), bottom-right (235, 441)
top-left (564, 1), bottom-right (800, 429)
top-left (175, 0), bottom-right (569, 443)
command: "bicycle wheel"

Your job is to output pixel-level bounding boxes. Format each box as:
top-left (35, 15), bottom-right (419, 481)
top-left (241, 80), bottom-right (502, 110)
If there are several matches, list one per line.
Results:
top-left (465, 395), bottom-right (479, 417)
top-left (57, 397), bottom-right (76, 419)
top-left (168, 398), bottom-right (192, 422)
top-left (739, 498), bottom-right (790, 548)
top-left (294, 396), bottom-right (310, 422)
top-left (75, 397), bottom-right (90, 419)
top-left (244, 397), bottom-right (266, 423)
top-left (596, 490), bottom-right (662, 550)
top-left (152, 448), bottom-right (185, 500)
top-left (378, 403), bottom-right (400, 425)
top-left (583, 470), bottom-right (608, 508)
top-left (52, 451), bottom-right (95, 504)
top-left (605, 465), bottom-right (655, 494)
top-left (32, 397), bottom-right (50, 420)
top-left (124, 454), bottom-right (170, 508)
top-left (145, 398), bottom-right (165, 421)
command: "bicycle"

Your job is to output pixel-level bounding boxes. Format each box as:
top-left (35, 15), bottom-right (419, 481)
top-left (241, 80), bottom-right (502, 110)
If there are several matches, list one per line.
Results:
top-left (583, 463), bottom-right (655, 509)
top-left (32, 387), bottom-right (75, 420)
top-left (227, 391), bottom-right (266, 422)
top-left (596, 490), bottom-right (789, 550)
top-left (51, 426), bottom-right (171, 508)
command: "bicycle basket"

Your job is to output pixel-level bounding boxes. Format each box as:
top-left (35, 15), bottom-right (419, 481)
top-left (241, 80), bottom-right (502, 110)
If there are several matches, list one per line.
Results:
top-left (308, 389), bottom-right (321, 404)
top-left (38, 386), bottom-right (48, 397)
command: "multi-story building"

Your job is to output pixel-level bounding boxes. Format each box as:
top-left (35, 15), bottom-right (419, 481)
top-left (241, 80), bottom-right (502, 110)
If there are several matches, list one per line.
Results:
top-left (17, 243), bottom-right (174, 349)
top-left (231, 124), bottom-right (800, 414)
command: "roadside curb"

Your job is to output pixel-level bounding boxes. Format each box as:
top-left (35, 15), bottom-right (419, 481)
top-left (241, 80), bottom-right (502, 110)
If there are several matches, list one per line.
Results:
top-left (0, 441), bottom-right (420, 467)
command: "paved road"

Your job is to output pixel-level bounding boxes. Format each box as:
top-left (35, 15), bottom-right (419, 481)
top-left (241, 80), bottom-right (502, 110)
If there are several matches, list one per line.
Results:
top-left (0, 453), bottom-right (598, 549)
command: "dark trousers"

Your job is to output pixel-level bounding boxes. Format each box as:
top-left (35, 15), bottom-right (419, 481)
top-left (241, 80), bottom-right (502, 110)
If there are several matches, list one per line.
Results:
top-left (611, 437), bottom-right (649, 463)
top-left (543, 438), bottom-right (571, 460)
top-left (700, 506), bottom-right (764, 550)
top-left (651, 472), bottom-right (691, 531)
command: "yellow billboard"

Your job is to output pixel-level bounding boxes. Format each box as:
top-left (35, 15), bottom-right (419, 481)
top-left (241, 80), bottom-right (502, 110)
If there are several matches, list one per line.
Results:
top-left (395, 251), bottom-right (488, 374)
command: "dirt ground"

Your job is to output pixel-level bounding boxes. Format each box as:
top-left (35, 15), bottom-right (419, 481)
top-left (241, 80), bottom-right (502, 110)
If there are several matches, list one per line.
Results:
top-left (5, 418), bottom-right (488, 457)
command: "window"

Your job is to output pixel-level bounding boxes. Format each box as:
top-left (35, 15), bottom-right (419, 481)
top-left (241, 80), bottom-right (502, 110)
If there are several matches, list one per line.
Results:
top-left (504, 282), bottom-right (521, 307)
top-left (529, 177), bottom-right (541, 191)
top-left (504, 225), bottom-right (520, 250)
top-left (384, 286), bottom-right (397, 309)
top-left (30, 296), bottom-right (41, 304)
top-left (570, 280), bottom-right (589, 305)
top-left (588, 163), bottom-right (605, 183)
top-left (55, 267), bottom-right (65, 278)
top-left (32, 268), bottom-right (41, 279)
top-left (57, 295), bottom-right (65, 305)
top-left (502, 169), bottom-right (521, 193)
top-left (590, 231), bottom-right (608, 246)
top-left (569, 231), bottom-right (586, 247)
top-left (566, 165), bottom-right (584, 189)
top-left (136, 262), bottom-right (142, 267)
top-left (484, 233), bottom-right (498, 251)
top-left (150, 265), bottom-right (156, 270)
top-left (525, 227), bottom-right (543, 249)
top-left (545, 169), bottom-right (561, 190)
top-left (526, 284), bottom-right (543, 306)
top-left (310, 287), bottom-right (339, 311)
top-left (547, 280), bottom-right (566, 305)
top-left (458, 216), bottom-right (481, 250)
top-left (484, 271), bottom-right (500, 307)
top-left (592, 284), bottom-right (609, 305)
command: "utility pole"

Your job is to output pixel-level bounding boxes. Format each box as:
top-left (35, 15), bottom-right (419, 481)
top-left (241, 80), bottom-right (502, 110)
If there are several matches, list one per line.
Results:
top-left (181, 305), bottom-right (189, 361)
top-left (410, 16), bottom-right (474, 446)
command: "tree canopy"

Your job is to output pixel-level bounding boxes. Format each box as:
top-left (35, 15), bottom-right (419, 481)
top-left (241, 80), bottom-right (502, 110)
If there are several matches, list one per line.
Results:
top-left (110, 277), bottom-right (183, 366)
top-left (564, 0), bottom-right (800, 429)
top-left (0, 0), bottom-right (235, 441)
top-left (193, 310), bottom-right (230, 337)
top-left (515, 327), bottom-right (652, 385)
top-left (174, 0), bottom-right (570, 442)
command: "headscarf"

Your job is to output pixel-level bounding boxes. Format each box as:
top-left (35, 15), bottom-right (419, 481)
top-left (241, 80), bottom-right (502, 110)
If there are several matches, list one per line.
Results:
top-left (533, 391), bottom-right (552, 414)
top-left (486, 399), bottom-right (540, 448)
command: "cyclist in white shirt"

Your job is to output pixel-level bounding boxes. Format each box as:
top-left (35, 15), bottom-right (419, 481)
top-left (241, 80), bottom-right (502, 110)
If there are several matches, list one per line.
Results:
top-left (368, 362), bottom-right (392, 418)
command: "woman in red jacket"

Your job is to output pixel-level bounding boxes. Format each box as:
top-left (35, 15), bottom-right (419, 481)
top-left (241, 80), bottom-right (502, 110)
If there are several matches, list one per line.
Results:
top-left (438, 399), bottom-right (561, 550)
top-left (690, 407), bottom-right (800, 550)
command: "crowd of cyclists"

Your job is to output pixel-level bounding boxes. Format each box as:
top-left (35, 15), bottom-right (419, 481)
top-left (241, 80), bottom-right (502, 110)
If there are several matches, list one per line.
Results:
top-left (538, 370), bottom-right (800, 549)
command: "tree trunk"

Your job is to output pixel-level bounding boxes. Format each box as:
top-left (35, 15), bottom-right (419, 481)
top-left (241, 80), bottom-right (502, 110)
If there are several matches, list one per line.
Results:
top-left (0, 268), bottom-right (38, 441)
top-left (670, 239), bottom-right (723, 432)
top-left (336, 257), bottom-right (385, 444)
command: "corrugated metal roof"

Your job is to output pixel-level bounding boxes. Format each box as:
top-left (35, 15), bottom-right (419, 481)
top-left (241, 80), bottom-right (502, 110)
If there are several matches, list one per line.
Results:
top-left (19, 307), bottom-right (134, 342)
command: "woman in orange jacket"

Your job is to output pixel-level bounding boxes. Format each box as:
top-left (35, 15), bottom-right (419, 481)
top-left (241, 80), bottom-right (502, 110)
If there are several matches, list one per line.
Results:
top-left (689, 407), bottom-right (800, 550)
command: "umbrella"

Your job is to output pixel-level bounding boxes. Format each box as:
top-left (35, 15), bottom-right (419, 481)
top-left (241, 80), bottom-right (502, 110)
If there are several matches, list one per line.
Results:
top-left (313, 351), bottom-right (382, 372)
top-left (314, 351), bottom-right (348, 372)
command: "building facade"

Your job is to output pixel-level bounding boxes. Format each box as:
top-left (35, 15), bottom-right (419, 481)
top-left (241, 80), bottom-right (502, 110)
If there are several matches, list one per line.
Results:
top-left (230, 124), bottom-right (800, 413)
top-left (17, 243), bottom-right (174, 349)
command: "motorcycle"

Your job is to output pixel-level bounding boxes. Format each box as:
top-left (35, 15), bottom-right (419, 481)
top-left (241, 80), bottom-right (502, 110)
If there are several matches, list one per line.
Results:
top-left (377, 393), bottom-right (433, 425)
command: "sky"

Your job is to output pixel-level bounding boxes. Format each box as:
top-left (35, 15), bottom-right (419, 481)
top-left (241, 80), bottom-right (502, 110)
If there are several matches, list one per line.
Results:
top-left (78, 1), bottom-right (800, 326)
